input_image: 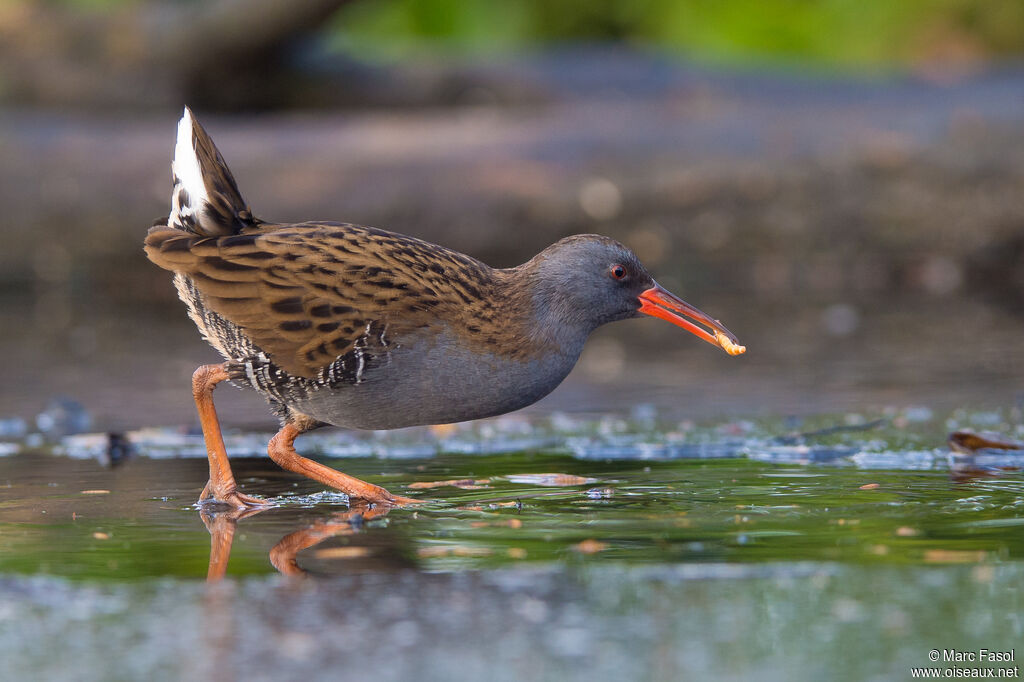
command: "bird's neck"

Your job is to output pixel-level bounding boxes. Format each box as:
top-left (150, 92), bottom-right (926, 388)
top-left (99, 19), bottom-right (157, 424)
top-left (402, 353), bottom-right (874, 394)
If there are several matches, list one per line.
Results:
top-left (495, 264), bottom-right (594, 361)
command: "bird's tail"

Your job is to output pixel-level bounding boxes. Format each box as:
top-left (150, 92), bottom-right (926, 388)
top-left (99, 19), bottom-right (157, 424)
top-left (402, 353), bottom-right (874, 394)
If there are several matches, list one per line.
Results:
top-left (166, 107), bottom-right (256, 236)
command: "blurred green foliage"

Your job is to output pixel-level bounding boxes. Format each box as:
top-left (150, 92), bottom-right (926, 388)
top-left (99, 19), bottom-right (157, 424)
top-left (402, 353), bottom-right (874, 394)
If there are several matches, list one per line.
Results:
top-left (331, 0), bottom-right (1024, 68)
top-left (49, 0), bottom-right (1024, 69)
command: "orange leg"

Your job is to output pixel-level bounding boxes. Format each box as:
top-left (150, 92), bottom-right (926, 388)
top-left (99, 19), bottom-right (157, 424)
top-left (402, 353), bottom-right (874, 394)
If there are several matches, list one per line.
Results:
top-left (268, 422), bottom-right (416, 506)
top-left (192, 364), bottom-right (266, 508)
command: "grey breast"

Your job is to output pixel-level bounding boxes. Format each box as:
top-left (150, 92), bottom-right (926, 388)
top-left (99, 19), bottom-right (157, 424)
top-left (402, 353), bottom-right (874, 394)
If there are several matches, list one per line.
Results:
top-left (292, 329), bottom-right (583, 430)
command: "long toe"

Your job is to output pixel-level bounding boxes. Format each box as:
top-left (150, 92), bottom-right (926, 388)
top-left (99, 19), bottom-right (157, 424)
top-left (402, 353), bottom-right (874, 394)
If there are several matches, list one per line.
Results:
top-left (383, 493), bottom-right (421, 507)
top-left (198, 487), bottom-right (270, 510)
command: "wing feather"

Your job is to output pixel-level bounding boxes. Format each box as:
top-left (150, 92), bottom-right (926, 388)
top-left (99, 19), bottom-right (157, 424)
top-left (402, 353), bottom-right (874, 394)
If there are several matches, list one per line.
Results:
top-left (146, 222), bottom-right (495, 377)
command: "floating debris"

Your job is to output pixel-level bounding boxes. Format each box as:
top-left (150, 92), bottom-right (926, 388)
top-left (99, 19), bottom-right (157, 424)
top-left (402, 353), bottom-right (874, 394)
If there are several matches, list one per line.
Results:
top-left (407, 478), bottom-right (491, 490)
top-left (923, 549), bottom-right (988, 564)
top-left (470, 518), bottom-right (522, 529)
top-left (570, 539), bottom-right (609, 554)
top-left (947, 431), bottom-right (1024, 480)
top-left (61, 433), bottom-right (134, 467)
top-left (456, 501), bottom-right (521, 512)
top-left (504, 473), bottom-right (596, 487)
top-left (313, 547), bottom-right (372, 560)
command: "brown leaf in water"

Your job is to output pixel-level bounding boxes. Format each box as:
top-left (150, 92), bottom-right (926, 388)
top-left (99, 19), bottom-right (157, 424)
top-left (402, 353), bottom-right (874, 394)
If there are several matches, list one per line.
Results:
top-left (505, 473), bottom-right (596, 487)
top-left (416, 546), bottom-right (450, 558)
top-left (313, 547), bottom-right (371, 560)
top-left (923, 549), bottom-right (988, 563)
top-left (470, 518), bottom-right (522, 529)
top-left (407, 478), bottom-right (491, 490)
top-left (452, 547), bottom-right (492, 557)
top-left (570, 539), bottom-right (608, 554)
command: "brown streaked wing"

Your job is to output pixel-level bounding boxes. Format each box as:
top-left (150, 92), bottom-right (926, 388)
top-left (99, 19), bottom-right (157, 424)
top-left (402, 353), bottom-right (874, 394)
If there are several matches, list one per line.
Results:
top-left (144, 222), bottom-right (476, 377)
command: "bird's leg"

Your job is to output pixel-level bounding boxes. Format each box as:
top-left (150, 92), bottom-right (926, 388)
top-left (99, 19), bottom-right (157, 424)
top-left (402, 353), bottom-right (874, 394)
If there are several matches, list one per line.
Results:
top-left (192, 364), bottom-right (266, 509)
top-left (267, 419), bottom-right (416, 506)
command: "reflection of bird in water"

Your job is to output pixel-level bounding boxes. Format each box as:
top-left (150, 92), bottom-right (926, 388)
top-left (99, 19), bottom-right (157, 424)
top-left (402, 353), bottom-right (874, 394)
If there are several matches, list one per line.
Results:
top-left (146, 108), bottom-right (745, 508)
top-left (201, 503), bottom-right (402, 581)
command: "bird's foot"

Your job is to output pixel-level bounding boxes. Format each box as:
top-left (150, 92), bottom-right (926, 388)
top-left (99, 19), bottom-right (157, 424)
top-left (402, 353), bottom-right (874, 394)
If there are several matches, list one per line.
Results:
top-left (351, 483), bottom-right (419, 508)
top-left (198, 480), bottom-right (269, 509)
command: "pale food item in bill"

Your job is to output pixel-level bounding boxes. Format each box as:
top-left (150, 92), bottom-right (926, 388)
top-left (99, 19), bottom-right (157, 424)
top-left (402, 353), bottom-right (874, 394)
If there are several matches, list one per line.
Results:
top-left (716, 330), bottom-right (746, 356)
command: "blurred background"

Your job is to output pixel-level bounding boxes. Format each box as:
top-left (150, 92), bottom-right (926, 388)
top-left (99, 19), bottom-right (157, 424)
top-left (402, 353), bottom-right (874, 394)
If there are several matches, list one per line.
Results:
top-left (2, 0), bottom-right (1024, 432)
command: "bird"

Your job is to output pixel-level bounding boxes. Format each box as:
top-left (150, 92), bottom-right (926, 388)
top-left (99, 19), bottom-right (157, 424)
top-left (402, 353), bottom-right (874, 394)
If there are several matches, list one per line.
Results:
top-left (145, 107), bottom-right (746, 509)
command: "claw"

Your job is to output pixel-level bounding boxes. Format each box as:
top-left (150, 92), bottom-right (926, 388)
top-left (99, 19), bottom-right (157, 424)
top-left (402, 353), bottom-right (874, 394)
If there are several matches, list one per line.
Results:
top-left (198, 483), bottom-right (269, 509)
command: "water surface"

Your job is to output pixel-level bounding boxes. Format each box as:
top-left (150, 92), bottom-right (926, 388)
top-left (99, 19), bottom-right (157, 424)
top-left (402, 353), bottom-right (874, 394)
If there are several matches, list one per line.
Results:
top-left (1, 408), bottom-right (1022, 681)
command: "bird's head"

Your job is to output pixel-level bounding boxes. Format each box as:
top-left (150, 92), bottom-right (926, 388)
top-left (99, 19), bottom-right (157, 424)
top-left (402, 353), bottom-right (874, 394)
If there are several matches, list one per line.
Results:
top-left (523, 235), bottom-right (745, 355)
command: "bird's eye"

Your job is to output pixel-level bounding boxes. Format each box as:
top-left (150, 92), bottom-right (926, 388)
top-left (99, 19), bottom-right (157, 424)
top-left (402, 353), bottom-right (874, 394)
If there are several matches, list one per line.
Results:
top-left (610, 264), bottom-right (628, 280)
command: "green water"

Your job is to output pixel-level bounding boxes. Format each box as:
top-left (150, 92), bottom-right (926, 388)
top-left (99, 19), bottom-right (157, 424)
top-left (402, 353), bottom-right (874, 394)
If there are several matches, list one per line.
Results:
top-left (1, 410), bottom-right (1022, 681)
top-left (4, 454), bottom-right (1024, 579)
